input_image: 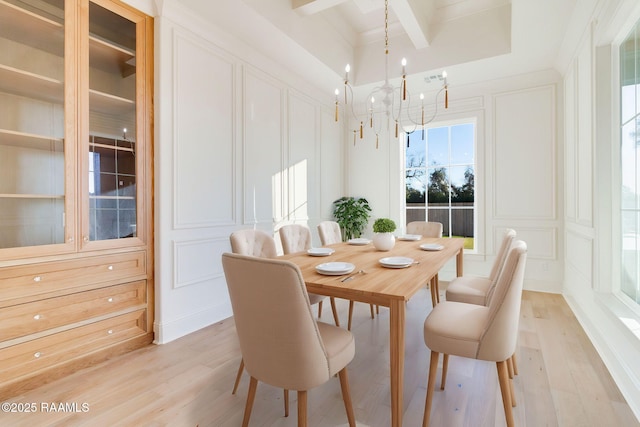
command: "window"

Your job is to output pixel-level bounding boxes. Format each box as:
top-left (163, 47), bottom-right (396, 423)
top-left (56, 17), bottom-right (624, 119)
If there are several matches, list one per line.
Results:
top-left (620, 20), bottom-right (640, 304)
top-left (405, 121), bottom-right (476, 249)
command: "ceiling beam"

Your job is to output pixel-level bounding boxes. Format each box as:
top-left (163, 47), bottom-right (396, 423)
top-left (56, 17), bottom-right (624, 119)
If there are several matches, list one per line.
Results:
top-left (391, 0), bottom-right (432, 49)
top-left (292, 0), bottom-right (349, 15)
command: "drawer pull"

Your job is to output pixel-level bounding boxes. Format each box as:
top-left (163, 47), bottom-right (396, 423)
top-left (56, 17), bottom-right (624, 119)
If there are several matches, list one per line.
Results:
top-left (107, 297), bottom-right (113, 302)
top-left (34, 352), bottom-right (42, 358)
top-left (33, 314), bottom-right (41, 320)
top-left (33, 276), bottom-right (42, 282)
top-left (107, 329), bottom-right (113, 334)
top-left (107, 265), bottom-right (114, 271)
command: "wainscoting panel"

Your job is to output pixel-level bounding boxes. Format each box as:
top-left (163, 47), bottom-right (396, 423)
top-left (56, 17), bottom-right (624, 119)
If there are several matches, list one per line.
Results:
top-left (173, 29), bottom-right (235, 228)
top-left (173, 237), bottom-right (226, 289)
top-left (564, 62), bottom-right (577, 221)
top-left (566, 227), bottom-right (594, 286)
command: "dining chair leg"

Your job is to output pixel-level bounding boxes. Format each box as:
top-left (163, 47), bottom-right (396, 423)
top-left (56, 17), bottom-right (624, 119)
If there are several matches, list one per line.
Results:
top-left (232, 358), bottom-right (244, 394)
top-left (242, 376), bottom-right (258, 427)
top-left (376, 305), bottom-right (379, 314)
top-left (496, 361), bottom-right (515, 427)
top-left (422, 351), bottom-right (440, 427)
top-left (284, 389), bottom-right (289, 417)
top-left (507, 356), bottom-right (514, 379)
top-left (440, 354), bottom-right (449, 390)
top-left (510, 376), bottom-right (517, 407)
top-left (347, 301), bottom-right (354, 331)
top-left (511, 353), bottom-right (519, 375)
top-left (297, 390), bottom-right (308, 427)
top-left (317, 301), bottom-right (323, 318)
top-left (369, 303), bottom-right (375, 319)
top-left (430, 278), bottom-right (438, 308)
top-left (338, 368), bottom-right (356, 427)
top-left (329, 297), bottom-right (340, 327)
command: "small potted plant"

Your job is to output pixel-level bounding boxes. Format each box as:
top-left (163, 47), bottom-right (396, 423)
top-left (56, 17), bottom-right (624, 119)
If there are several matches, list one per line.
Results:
top-left (372, 218), bottom-right (397, 251)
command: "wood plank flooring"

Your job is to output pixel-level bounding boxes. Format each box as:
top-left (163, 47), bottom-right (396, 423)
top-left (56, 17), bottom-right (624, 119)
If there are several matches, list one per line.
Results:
top-left (2, 289), bottom-right (638, 427)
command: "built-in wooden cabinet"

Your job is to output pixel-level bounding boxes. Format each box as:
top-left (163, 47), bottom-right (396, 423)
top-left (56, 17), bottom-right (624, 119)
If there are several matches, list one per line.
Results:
top-left (0, 0), bottom-right (153, 398)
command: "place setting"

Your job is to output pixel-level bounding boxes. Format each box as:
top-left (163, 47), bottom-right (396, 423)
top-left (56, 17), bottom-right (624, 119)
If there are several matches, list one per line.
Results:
top-left (315, 261), bottom-right (355, 275)
top-left (307, 247), bottom-right (335, 257)
top-left (419, 243), bottom-right (444, 251)
top-left (378, 256), bottom-right (416, 269)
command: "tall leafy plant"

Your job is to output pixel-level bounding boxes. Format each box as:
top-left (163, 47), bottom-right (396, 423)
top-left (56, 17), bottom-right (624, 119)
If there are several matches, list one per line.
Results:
top-left (332, 197), bottom-right (372, 241)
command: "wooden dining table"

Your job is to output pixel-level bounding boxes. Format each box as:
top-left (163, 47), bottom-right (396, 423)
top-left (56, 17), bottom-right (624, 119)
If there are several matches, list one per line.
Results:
top-left (280, 236), bottom-right (464, 427)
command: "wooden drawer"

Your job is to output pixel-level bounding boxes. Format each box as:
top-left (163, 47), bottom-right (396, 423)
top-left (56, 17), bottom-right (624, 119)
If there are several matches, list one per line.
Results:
top-left (0, 310), bottom-right (147, 383)
top-left (0, 281), bottom-right (146, 342)
top-left (0, 251), bottom-right (146, 306)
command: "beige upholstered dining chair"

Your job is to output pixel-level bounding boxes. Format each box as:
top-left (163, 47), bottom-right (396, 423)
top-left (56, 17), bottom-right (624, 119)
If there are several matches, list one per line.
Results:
top-left (445, 228), bottom-right (516, 306)
top-left (406, 221), bottom-right (443, 306)
top-left (230, 228), bottom-right (278, 259)
top-left (222, 253), bottom-right (357, 427)
top-left (422, 240), bottom-right (527, 427)
top-left (228, 229), bottom-right (281, 399)
top-left (317, 221), bottom-right (376, 330)
top-left (279, 224), bottom-right (340, 327)
top-left (406, 221), bottom-right (443, 238)
top-left (445, 228), bottom-right (518, 377)
top-left (317, 220), bottom-right (342, 246)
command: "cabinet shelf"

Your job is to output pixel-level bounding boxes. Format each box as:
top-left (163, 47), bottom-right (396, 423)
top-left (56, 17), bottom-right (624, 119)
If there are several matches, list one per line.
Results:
top-left (0, 129), bottom-right (63, 152)
top-left (0, 64), bottom-right (63, 104)
top-left (90, 34), bottom-right (136, 77)
top-left (89, 89), bottom-right (135, 115)
top-left (0, 193), bottom-right (64, 199)
top-left (0, 0), bottom-right (64, 57)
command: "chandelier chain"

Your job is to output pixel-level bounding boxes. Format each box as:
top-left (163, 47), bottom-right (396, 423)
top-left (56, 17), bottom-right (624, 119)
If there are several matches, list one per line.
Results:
top-left (384, 0), bottom-right (389, 54)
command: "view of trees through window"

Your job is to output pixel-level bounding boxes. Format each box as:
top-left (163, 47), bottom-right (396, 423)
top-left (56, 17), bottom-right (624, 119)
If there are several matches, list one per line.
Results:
top-left (405, 122), bottom-right (475, 249)
top-left (620, 19), bottom-right (640, 304)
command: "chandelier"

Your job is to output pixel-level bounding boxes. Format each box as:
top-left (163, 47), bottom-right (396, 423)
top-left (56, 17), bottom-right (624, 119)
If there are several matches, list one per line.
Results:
top-left (335, 0), bottom-right (449, 148)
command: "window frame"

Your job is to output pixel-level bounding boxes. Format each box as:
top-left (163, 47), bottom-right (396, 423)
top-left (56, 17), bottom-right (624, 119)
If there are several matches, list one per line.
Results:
top-left (402, 116), bottom-right (479, 253)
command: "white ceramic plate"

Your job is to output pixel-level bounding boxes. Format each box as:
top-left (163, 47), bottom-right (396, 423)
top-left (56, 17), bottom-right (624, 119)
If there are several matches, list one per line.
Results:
top-left (398, 234), bottom-right (422, 241)
top-left (379, 256), bottom-right (414, 268)
top-left (315, 262), bottom-right (355, 275)
top-left (307, 247), bottom-right (335, 257)
top-left (420, 243), bottom-right (444, 251)
top-left (347, 238), bottom-right (371, 245)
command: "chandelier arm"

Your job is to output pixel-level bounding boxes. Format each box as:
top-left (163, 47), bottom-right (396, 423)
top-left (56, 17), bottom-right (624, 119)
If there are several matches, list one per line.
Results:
top-left (422, 87), bottom-right (446, 126)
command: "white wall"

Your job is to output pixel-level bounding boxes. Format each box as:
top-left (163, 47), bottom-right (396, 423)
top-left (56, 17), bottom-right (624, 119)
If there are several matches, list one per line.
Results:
top-left (346, 71), bottom-right (564, 292)
top-left (562, 0), bottom-right (640, 419)
top-left (152, 1), bottom-right (344, 343)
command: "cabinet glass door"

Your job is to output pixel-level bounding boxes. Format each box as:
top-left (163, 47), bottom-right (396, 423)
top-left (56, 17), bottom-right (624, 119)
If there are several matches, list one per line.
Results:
top-left (0, 0), bottom-right (67, 250)
top-left (88, 1), bottom-right (137, 241)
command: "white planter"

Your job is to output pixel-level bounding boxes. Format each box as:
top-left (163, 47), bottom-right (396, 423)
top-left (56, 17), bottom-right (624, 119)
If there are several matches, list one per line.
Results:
top-left (373, 232), bottom-right (395, 251)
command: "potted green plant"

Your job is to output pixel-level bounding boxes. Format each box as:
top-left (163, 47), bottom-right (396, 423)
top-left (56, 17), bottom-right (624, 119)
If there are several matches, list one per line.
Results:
top-left (372, 218), bottom-right (397, 251)
top-left (332, 197), bottom-right (372, 241)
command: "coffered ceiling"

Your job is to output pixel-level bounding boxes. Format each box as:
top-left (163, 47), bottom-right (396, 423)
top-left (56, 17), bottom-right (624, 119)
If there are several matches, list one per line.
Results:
top-left (178, 0), bottom-right (582, 94)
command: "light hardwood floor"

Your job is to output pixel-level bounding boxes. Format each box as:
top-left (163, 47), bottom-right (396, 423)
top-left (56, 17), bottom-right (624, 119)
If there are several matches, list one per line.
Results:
top-left (2, 289), bottom-right (639, 427)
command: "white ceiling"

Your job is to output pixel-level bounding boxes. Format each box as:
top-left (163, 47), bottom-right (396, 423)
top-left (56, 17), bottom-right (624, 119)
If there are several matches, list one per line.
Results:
top-left (179, 0), bottom-right (584, 95)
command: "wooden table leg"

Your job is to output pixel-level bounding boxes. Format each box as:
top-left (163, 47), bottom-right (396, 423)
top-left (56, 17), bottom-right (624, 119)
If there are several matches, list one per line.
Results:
top-left (456, 248), bottom-right (464, 277)
top-left (389, 299), bottom-right (406, 427)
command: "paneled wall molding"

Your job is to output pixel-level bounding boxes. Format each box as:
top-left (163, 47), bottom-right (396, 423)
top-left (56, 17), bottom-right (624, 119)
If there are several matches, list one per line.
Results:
top-left (171, 27), bottom-right (237, 229)
top-left (565, 227), bottom-right (594, 286)
top-left (492, 84), bottom-right (557, 221)
top-left (173, 237), bottom-right (226, 288)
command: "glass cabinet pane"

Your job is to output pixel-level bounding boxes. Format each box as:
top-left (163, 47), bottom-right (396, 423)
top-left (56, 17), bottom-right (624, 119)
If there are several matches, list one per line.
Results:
top-left (88, 1), bottom-right (137, 241)
top-left (0, 0), bottom-right (66, 249)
